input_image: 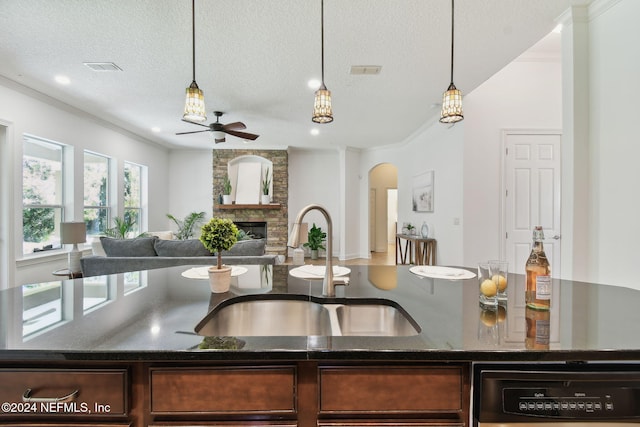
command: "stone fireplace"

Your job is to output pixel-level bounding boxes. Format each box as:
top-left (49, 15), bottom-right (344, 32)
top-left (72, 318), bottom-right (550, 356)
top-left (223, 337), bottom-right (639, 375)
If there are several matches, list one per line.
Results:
top-left (212, 149), bottom-right (288, 256)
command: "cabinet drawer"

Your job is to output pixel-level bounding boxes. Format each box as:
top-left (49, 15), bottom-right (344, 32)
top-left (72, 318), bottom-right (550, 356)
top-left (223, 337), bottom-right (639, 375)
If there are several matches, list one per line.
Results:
top-left (149, 366), bottom-right (296, 415)
top-left (0, 368), bottom-right (128, 417)
top-left (319, 366), bottom-right (463, 414)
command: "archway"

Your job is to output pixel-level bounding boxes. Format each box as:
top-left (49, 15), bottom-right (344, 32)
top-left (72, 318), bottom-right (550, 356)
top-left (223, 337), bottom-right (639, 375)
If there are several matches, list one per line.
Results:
top-left (368, 163), bottom-right (398, 255)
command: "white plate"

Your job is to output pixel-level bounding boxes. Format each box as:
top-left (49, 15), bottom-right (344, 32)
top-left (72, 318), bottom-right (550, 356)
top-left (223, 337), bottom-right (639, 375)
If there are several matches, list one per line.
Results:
top-left (181, 265), bottom-right (248, 280)
top-left (409, 265), bottom-right (476, 280)
top-left (289, 265), bottom-right (351, 280)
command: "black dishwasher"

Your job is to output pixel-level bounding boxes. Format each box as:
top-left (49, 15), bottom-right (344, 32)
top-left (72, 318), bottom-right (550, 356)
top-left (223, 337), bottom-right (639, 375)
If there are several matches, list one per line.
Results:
top-left (473, 363), bottom-right (640, 426)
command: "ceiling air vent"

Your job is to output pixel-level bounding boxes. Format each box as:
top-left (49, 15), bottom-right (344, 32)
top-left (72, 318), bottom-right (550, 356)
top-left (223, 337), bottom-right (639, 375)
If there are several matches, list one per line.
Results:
top-left (350, 65), bottom-right (382, 75)
top-left (83, 62), bottom-right (123, 72)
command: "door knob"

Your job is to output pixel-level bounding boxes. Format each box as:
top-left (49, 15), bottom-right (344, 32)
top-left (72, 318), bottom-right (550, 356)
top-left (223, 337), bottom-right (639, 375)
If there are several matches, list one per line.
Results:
top-left (552, 235), bottom-right (561, 240)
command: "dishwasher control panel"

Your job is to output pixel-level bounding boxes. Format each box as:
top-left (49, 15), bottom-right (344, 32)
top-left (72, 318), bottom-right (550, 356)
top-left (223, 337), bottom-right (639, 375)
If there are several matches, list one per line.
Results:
top-left (503, 385), bottom-right (632, 418)
top-left (474, 363), bottom-right (640, 423)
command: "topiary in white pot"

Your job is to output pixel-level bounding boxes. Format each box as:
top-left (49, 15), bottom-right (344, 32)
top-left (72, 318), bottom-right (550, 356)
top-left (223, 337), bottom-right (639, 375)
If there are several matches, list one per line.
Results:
top-left (199, 218), bottom-right (238, 292)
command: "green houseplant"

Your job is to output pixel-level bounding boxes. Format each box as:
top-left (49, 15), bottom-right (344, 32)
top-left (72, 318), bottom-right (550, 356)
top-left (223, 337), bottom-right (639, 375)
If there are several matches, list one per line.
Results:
top-left (222, 174), bottom-right (232, 204)
top-left (166, 211), bottom-right (205, 240)
top-left (304, 223), bottom-right (326, 260)
top-left (261, 168), bottom-right (271, 204)
top-left (199, 218), bottom-right (238, 292)
top-left (104, 216), bottom-right (137, 239)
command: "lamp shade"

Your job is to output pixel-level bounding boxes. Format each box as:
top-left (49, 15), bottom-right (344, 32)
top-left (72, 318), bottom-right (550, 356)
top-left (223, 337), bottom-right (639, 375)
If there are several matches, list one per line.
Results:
top-left (60, 222), bottom-right (86, 244)
top-left (439, 82), bottom-right (464, 123)
top-left (183, 81), bottom-right (207, 122)
top-left (312, 85), bottom-right (333, 123)
top-left (298, 222), bottom-right (309, 245)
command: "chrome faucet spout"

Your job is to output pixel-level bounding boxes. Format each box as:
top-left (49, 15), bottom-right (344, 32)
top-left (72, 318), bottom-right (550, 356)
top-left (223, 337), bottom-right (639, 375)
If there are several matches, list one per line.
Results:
top-left (288, 204), bottom-right (336, 297)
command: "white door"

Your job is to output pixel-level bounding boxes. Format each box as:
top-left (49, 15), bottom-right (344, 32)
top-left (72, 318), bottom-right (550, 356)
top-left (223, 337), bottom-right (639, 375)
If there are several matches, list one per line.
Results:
top-left (502, 130), bottom-right (562, 277)
top-left (502, 130), bottom-right (562, 347)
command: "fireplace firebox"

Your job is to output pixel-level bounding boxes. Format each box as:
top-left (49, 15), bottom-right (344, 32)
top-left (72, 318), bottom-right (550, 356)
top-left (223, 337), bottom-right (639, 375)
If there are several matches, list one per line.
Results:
top-left (234, 221), bottom-right (267, 240)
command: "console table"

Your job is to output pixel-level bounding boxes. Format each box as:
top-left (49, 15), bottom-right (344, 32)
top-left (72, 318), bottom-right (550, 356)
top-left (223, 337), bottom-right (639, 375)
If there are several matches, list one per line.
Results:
top-left (395, 234), bottom-right (436, 265)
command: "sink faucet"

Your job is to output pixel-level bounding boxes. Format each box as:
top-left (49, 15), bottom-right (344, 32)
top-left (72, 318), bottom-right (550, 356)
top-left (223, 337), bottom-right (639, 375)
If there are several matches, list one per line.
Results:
top-left (288, 204), bottom-right (345, 297)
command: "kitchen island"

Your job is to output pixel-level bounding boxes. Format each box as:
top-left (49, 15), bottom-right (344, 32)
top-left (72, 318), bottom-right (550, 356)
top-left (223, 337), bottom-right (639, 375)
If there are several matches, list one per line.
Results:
top-left (2, 264), bottom-right (640, 426)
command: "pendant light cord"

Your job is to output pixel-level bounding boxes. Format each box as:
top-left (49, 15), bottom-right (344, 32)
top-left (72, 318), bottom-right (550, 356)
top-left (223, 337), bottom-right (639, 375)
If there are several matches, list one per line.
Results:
top-left (191, 0), bottom-right (196, 82)
top-left (449, 0), bottom-right (455, 84)
top-left (320, 0), bottom-right (325, 84)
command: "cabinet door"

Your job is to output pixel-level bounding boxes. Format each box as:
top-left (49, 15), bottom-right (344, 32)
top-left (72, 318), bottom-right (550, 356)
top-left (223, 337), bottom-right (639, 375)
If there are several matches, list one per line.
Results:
top-left (149, 366), bottom-right (296, 416)
top-left (0, 368), bottom-right (128, 418)
top-left (319, 366), bottom-right (463, 414)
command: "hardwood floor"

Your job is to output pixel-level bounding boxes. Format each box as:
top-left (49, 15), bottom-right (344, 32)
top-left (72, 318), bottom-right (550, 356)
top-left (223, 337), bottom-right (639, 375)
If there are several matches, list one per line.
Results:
top-left (283, 245), bottom-right (396, 266)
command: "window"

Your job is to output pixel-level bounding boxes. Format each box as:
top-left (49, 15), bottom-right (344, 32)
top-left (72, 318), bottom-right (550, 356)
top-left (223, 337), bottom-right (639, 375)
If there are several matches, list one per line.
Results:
top-left (84, 151), bottom-right (110, 237)
top-left (124, 161), bottom-right (145, 237)
top-left (22, 137), bottom-right (65, 254)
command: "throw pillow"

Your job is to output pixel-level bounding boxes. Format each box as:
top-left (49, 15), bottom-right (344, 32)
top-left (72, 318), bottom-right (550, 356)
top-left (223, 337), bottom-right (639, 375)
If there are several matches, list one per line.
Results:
top-left (154, 239), bottom-right (212, 257)
top-left (91, 237), bottom-right (107, 257)
top-left (221, 239), bottom-right (266, 256)
top-left (100, 236), bottom-right (158, 257)
top-left (147, 230), bottom-right (174, 240)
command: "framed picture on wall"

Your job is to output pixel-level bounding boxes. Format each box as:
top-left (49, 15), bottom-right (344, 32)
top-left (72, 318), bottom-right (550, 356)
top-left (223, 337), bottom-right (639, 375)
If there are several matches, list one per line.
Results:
top-left (412, 171), bottom-right (434, 212)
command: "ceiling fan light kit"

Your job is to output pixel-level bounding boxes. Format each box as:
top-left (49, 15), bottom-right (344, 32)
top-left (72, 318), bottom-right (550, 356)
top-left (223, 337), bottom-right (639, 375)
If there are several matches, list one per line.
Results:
top-left (183, 0), bottom-right (207, 123)
top-left (440, 0), bottom-right (464, 124)
top-left (312, 0), bottom-right (333, 124)
top-left (177, 111), bottom-right (259, 143)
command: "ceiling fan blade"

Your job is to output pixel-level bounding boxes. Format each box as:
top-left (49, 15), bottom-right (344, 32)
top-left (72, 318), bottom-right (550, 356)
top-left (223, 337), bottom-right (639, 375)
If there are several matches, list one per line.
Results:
top-left (222, 121), bottom-right (246, 131)
top-left (181, 119), bottom-right (211, 128)
top-left (225, 129), bottom-right (259, 140)
top-left (175, 130), bottom-right (210, 135)
top-left (215, 137), bottom-right (226, 143)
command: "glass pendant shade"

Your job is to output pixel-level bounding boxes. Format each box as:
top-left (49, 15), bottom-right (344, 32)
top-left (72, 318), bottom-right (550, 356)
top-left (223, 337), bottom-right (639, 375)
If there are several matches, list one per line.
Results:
top-left (312, 84), bottom-right (333, 123)
top-left (183, 81), bottom-right (207, 122)
top-left (439, 82), bottom-right (463, 123)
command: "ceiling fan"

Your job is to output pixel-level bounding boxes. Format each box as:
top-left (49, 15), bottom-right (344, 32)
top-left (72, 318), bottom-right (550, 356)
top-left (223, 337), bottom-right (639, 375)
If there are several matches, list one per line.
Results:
top-left (176, 111), bottom-right (259, 143)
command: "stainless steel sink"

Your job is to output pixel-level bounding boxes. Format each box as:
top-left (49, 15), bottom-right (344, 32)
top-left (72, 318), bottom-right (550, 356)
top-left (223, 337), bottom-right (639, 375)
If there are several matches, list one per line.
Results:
top-left (334, 304), bottom-right (420, 336)
top-left (195, 296), bottom-right (421, 337)
top-left (195, 299), bottom-right (332, 337)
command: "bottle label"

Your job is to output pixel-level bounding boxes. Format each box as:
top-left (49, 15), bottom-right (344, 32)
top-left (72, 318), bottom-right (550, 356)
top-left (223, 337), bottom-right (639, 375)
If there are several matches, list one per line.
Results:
top-left (536, 319), bottom-right (550, 345)
top-left (536, 275), bottom-right (551, 300)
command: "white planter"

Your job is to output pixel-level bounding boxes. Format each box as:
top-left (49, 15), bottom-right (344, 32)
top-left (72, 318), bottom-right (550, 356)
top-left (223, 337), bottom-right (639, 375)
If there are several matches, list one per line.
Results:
top-left (261, 194), bottom-right (270, 204)
top-left (222, 195), bottom-right (232, 205)
top-left (208, 266), bottom-right (232, 293)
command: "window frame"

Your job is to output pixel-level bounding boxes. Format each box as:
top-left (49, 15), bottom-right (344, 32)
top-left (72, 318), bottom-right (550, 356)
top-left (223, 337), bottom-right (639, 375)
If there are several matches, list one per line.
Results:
top-left (21, 135), bottom-right (68, 255)
top-left (123, 161), bottom-right (147, 237)
top-left (83, 150), bottom-right (112, 238)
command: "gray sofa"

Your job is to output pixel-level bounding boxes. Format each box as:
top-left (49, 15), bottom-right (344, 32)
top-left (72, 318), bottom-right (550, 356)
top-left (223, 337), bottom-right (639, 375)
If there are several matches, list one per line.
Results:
top-left (80, 237), bottom-right (279, 277)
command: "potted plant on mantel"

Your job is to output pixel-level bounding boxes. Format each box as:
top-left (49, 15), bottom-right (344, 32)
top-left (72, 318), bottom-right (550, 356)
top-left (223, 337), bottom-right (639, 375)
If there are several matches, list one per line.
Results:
top-left (222, 173), bottom-right (232, 205)
top-left (304, 223), bottom-right (326, 260)
top-left (199, 218), bottom-right (238, 293)
top-left (261, 168), bottom-right (271, 205)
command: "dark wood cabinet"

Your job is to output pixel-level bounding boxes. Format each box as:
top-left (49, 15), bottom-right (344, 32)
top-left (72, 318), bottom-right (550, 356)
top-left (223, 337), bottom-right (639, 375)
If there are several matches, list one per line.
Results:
top-left (149, 366), bottom-right (297, 416)
top-left (0, 367), bottom-right (129, 424)
top-left (0, 361), bottom-right (470, 427)
top-left (317, 364), bottom-right (468, 427)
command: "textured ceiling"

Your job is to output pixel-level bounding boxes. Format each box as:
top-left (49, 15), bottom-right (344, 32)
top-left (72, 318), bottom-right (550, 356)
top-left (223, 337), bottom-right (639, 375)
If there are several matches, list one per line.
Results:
top-left (0, 0), bottom-right (575, 150)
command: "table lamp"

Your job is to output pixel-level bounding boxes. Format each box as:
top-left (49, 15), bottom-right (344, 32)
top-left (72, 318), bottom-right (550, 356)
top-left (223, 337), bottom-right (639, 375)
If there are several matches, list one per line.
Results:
top-left (292, 222), bottom-right (308, 265)
top-left (61, 221), bottom-right (86, 274)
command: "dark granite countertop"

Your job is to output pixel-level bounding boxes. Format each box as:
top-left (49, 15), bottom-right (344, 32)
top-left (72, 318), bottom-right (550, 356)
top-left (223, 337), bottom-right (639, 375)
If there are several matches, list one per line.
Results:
top-left (2, 264), bottom-right (640, 362)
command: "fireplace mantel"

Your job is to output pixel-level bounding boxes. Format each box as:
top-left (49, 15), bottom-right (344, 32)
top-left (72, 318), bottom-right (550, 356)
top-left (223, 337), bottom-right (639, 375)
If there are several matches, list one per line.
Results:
top-left (216, 203), bottom-right (282, 210)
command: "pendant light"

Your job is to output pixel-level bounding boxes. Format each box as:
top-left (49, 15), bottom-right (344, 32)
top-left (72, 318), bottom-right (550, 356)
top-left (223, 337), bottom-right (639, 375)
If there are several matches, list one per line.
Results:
top-left (183, 0), bottom-right (207, 122)
top-left (312, 0), bottom-right (333, 123)
top-left (440, 0), bottom-right (463, 123)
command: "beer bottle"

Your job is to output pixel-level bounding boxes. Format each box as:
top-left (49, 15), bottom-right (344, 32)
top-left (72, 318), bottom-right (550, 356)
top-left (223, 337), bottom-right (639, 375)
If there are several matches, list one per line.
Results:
top-left (525, 226), bottom-right (551, 309)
